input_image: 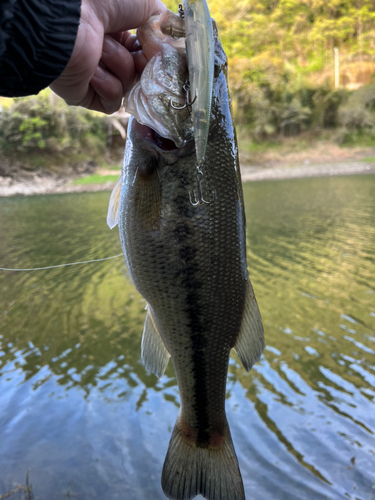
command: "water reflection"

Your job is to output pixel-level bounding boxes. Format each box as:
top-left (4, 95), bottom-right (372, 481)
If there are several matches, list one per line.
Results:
top-left (1, 177), bottom-right (375, 499)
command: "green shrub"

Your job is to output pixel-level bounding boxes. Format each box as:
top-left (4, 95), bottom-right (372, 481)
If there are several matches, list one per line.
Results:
top-left (0, 90), bottom-right (107, 157)
top-left (336, 83), bottom-right (375, 143)
top-left (338, 83), bottom-right (375, 129)
top-left (233, 73), bottom-right (353, 141)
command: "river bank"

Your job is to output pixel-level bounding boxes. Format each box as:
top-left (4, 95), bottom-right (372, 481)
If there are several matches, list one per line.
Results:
top-left (1, 144), bottom-right (375, 197)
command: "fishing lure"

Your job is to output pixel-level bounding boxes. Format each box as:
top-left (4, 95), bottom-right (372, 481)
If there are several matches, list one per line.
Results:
top-left (182, 0), bottom-right (215, 205)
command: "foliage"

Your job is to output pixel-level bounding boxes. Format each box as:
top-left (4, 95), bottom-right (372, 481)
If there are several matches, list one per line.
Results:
top-left (204, 0), bottom-right (375, 90)
top-left (0, 90), bottom-right (107, 158)
top-left (336, 82), bottom-right (375, 142)
top-left (2, 1), bottom-right (375, 154)
top-left (235, 77), bottom-right (350, 140)
top-left (164, 0), bottom-right (375, 142)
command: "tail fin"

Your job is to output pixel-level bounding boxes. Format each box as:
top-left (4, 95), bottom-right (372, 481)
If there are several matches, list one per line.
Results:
top-left (161, 419), bottom-right (245, 500)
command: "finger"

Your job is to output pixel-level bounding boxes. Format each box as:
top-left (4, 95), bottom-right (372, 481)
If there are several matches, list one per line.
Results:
top-left (110, 30), bottom-right (132, 46)
top-left (86, 92), bottom-right (121, 114)
top-left (89, 65), bottom-right (123, 114)
top-left (132, 50), bottom-right (149, 75)
top-left (72, 78), bottom-right (121, 114)
top-left (103, 0), bottom-right (165, 33)
top-left (124, 34), bottom-right (141, 52)
top-left (50, 21), bottom-right (103, 106)
top-left (101, 35), bottom-right (136, 95)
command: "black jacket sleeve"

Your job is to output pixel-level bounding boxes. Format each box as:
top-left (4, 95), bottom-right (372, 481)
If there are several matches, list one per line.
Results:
top-left (0, 0), bottom-right (81, 97)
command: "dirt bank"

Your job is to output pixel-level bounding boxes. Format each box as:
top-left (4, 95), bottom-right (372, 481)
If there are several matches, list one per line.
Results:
top-left (0, 174), bottom-right (117, 197)
top-left (1, 159), bottom-right (375, 197)
top-left (241, 161), bottom-right (375, 182)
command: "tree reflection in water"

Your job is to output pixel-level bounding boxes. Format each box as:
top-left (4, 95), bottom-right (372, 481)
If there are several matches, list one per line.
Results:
top-left (1, 178), bottom-right (375, 500)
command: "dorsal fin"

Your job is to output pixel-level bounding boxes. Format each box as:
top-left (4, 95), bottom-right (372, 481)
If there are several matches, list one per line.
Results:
top-left (107, 175), bottom-right (121, 229)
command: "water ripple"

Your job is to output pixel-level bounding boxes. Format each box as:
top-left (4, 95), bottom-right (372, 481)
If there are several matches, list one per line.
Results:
top-left (1, 178), bottom-right (375, 499)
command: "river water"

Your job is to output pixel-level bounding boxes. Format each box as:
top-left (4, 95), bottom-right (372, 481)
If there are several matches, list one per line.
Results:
top-left (0, 175), bottom-right (374, 500)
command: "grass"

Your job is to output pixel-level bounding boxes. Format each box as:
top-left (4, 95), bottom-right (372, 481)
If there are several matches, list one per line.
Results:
top-left (72, 174), bottom-right (119, 185)
top-left (97, 162), bottom-right (121, 170)
top-left (237, 132), bottom-right (322, 160)
top-left (9, 151), bottom-right (103, 171)
top-left (236, 129), bottom-right (375, 167)
top-left (0, 470), bottom-right (34, 500)
top-left (238, 128), bottom-right (375, 157)
top-left (339, 131), bottom-right (375, 148)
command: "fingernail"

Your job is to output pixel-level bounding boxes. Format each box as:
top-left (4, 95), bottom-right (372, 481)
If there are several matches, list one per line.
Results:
top-left (133, 40), bottom-right (142, 52)
top-left (103, 36), bottom-right (117, 55)
top-left (93, 65), bottom-right (106, 80)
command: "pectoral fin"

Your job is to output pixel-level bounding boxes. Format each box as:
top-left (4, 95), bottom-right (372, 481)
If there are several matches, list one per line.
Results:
top-left (107, 175), bottom-right (121, 229)
top-left (141, 304), bottom-right (170, 378)
top-left (234, 279), bottom-right (264, 371)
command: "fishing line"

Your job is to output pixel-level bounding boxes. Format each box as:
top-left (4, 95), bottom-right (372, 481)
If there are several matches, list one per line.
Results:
top-left (0, 254), bottom-right (123, 272)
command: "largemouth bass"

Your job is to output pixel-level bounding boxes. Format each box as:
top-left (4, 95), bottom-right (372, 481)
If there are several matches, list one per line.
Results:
top-left (107, 7), bottom-right (264, 500)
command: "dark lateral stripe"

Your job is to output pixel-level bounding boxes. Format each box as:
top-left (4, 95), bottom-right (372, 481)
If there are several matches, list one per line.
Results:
top-left (173, 217), bottom-right (210, 446)
top-left (185, 284), bottom-right (210, 446)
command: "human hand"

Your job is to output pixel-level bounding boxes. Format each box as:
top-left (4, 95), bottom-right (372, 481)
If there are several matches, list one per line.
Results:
top-left (50, 0), bottom-right (165, 114)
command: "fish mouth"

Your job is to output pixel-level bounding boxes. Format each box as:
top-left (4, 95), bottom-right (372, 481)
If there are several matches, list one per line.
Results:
top-left (134, 122), bottom-right (180, 152)
top-left (124, 9), bottom-right (194, 150)
top-left (132, 119), bottom-right (195, 159)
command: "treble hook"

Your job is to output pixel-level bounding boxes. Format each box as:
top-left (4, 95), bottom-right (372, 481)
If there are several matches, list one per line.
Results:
top-left (170, 81), bottom-right (197, 113)
top-left (189, 166), bottom-right (216, 206)
top-left (178, 3), bottom-right (184, 18)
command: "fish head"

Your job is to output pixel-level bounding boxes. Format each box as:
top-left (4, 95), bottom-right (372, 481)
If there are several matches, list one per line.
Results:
top-left (107, 10), bottom-right (233, 229)
top-left (125, 9), bottom-right (193, 151)
top-left (125, 9), bottom-right (229, 157)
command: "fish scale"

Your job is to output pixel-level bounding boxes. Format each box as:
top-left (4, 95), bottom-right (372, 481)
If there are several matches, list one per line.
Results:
top-left (108, 13), bottom-right (264, 500)
top-left (119, 117), bottom-right (249, 496)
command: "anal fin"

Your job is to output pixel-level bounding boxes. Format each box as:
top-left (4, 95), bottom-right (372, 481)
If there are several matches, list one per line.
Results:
top-left (234, 278), bottom-right (264, 371)
top-left (141, 304), bottom-right (170, 378)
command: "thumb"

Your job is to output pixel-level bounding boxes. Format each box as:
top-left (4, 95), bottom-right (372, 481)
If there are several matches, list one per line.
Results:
top-left (92, 0), bottom-right (166, 34)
